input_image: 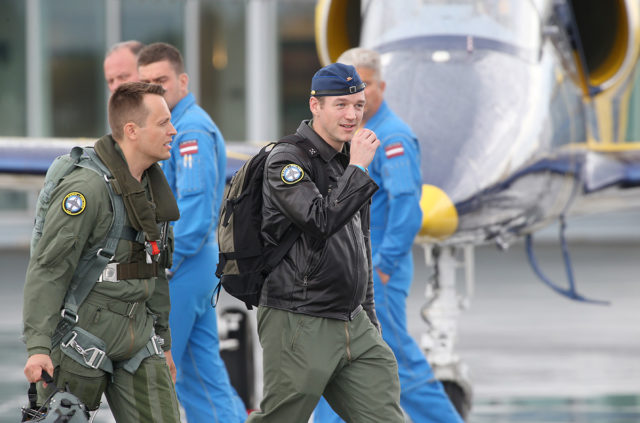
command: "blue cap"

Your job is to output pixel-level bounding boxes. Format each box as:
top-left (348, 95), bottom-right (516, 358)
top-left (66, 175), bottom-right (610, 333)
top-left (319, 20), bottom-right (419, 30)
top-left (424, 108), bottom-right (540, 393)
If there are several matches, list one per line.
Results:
top-left (310, 63), bottom-right (366, 97)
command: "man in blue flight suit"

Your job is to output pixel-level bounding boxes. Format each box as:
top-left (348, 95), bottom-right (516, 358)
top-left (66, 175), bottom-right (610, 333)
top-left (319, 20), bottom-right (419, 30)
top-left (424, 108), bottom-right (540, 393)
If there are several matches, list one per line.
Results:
top-left (137, 42), bottom-right (246, 422)
top-left (314, 48), bottom-right (463, 422)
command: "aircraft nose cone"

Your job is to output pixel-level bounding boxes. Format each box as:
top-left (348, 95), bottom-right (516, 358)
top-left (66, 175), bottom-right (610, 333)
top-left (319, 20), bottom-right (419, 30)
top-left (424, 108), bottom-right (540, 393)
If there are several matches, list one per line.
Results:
top-left (420, 185), bottom-right (458, 240)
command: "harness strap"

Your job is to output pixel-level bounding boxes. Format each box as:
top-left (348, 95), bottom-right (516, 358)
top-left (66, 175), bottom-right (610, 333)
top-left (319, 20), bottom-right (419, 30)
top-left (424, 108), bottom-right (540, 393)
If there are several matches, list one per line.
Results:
top-left (52, 148), bottom-right (127, 349)
top-left (120, 225), bottom-right (146, 244)
top-left (117, 334), bottom-right (165, 374)
top-left (60, 327), bottom-right (164, 375)
top-left (85, 291), bottom-right (141, 318)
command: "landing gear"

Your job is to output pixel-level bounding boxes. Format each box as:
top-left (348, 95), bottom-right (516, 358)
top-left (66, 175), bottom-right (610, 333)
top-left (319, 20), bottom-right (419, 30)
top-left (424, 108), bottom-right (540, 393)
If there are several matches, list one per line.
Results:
top-left (419, 244), bottom-right (474, 420)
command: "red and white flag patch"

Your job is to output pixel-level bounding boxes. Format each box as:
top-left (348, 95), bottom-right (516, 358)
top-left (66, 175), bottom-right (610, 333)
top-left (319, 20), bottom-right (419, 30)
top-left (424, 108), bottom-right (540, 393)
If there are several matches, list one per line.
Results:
top-left (179, 140), bottom-right (199, 156)
top-left (384, 143), bottom-right (404, 159)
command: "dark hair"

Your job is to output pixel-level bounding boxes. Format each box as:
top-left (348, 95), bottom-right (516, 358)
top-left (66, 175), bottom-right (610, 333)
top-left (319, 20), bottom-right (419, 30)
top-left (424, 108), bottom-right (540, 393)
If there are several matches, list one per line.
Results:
top-left (137, 42), bottom-right (185, 75)
top-left (108, 82), bottom-right (166, 141)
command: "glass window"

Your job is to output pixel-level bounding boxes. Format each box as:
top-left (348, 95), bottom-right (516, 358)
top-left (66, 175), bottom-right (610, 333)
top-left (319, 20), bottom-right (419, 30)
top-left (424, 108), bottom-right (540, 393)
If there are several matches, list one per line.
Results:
top-left (199, 1), bottom-right (246, 141)
top-left (0, 0), bottom-right (27, 136)
top-left (279, 2), bottom-right (321, 135)
top-left (42, 0), bottom-right (107, 137)
top-left (122, 1), bottom-right (184, 49)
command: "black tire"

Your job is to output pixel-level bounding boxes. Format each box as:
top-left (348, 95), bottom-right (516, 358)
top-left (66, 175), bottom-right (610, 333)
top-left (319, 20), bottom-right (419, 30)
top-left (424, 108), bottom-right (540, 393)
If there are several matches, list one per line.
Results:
top-left (442, 380), bottom-right (471, 421)
top-left (219, 308), bottom-right (255, 409)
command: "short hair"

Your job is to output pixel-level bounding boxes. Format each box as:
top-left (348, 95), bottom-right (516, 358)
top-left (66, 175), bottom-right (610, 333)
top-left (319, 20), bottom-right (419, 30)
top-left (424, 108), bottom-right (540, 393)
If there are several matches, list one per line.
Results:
top-left (337, 47), bottom-right (382, 80)
top-left (108, 82), bottom-right (166, 141)
top-left (137, 42), bottom-right (185, 75)
top-left (105, 40), bottom-right (145, 59)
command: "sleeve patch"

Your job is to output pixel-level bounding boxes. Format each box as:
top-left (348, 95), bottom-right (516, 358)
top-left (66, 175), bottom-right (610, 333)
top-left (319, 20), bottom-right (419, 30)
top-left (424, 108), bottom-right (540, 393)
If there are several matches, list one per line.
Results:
top-left (384, 143), bottom-right (405, 159)
top-left (62, 192), bottom-right (86, 216)
top-left (179, 140), bottom-right (199, 156)
top-left (281, 164), bottom-right (304, 184)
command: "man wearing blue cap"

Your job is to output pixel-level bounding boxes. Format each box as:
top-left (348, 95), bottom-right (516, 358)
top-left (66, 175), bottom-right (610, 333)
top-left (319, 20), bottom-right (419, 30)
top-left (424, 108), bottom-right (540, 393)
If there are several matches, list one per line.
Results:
top-left (247, 63), bottom-right (404, 423)
top-left (315, 48), bottom-right (464, 423)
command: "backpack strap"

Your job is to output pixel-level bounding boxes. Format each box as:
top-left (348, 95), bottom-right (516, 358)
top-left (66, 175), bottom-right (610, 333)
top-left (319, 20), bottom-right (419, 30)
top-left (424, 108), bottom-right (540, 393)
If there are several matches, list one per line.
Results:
top-left (263, 134), bottom-right (329, 272)
top-left (51, 147), bottom-right (127, 349)
top-left (278, 134), bottom-right (329, 196)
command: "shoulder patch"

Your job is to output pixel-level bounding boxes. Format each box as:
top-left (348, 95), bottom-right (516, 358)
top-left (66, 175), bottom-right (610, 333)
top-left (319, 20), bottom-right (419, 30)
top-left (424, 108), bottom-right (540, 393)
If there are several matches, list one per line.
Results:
top-left (384, 143), bottom-right (405, 159)
top-left (281, 164), bottom-right (304, 184)
top-left (62, 192), bottom-right (86, 216)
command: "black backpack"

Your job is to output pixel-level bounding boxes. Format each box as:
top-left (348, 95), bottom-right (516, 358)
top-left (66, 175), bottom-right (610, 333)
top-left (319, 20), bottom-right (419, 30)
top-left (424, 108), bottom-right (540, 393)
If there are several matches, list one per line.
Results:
top-left (215, 134), bottom-right (327, 309)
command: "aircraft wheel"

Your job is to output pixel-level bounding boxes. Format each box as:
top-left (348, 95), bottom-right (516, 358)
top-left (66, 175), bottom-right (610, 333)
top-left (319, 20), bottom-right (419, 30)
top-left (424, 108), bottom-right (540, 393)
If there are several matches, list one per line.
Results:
top-left (442, 380), bottom-right (471, 421)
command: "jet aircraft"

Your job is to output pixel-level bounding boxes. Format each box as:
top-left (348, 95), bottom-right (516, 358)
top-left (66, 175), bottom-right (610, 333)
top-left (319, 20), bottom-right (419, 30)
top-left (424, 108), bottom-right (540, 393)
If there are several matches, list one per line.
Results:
top-left (316, 0), bottom-right (640, 417)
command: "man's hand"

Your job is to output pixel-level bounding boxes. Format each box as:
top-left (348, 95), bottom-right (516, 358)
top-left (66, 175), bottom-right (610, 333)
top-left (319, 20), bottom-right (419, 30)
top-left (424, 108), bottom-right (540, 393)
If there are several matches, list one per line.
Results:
top-left (350, 128), bottom-right (380, 170)
top-left (376, 267), bottom-right (390, 285)
top-left (164, 349), bottom-right (177, 383)
top-left (24, 354), bottom-right (54, 386)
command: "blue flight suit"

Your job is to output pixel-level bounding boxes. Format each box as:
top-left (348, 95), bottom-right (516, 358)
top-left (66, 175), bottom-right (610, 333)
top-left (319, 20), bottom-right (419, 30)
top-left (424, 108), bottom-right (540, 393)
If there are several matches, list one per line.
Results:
top-left (162, 93), bottom-right (246, 422)
top-left (314, 101), bottom-right (462, 422)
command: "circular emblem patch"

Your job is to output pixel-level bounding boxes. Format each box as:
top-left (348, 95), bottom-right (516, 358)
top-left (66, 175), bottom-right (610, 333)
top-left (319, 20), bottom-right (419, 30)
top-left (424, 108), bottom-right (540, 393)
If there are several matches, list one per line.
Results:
top-left (281, 164), bottom-right (304, 184)
top-left (62, 192), bottom-right (86, 216)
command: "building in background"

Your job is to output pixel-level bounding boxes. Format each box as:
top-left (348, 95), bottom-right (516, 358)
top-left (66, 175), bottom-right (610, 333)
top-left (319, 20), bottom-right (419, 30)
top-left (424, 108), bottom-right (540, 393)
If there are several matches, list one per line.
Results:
top-left (0, 0), bottom-right (320, 141)
top-left (0, 0), bottom-right (321, 245)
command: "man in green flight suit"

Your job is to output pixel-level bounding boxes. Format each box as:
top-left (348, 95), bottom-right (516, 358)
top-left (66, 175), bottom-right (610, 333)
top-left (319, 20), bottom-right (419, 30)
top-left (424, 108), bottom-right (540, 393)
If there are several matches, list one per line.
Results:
top-left (23, 82), bottom-right (182, 422)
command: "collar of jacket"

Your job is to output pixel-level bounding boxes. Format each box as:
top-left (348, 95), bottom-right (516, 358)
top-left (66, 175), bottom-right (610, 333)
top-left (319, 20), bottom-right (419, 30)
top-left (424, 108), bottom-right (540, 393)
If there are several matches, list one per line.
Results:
top-left (94, 135), bottom-right (180, 241)
top-left (296, 120), bottom-right (351, 164)
top-left (171, 92), bottom-right (196, 123)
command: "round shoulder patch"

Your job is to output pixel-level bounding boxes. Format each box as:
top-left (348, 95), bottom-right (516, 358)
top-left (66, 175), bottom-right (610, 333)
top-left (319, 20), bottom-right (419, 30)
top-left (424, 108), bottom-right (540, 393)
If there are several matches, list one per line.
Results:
top-left (281, 164), bottom-right (304, 184)
top-left (62, 192), bottom-right (86, 216)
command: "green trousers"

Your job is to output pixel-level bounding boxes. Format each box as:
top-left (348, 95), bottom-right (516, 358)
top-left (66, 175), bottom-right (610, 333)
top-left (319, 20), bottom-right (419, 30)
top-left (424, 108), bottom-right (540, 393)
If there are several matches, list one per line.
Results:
top-left (39, 349), bottom-right (180, 423)
top-left (248, 306), bottom-right (404, 423)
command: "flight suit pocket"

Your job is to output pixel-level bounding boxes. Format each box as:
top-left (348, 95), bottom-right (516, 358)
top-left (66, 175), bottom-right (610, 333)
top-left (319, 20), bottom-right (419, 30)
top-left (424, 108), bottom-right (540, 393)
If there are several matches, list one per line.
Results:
top-left (55, 352), bottom-right (108, 411)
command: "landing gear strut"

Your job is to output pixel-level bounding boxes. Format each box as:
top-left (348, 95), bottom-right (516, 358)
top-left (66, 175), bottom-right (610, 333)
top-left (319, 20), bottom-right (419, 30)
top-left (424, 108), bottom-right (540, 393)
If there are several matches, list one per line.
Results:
top-left (419, 244), bottom-right (474, 420)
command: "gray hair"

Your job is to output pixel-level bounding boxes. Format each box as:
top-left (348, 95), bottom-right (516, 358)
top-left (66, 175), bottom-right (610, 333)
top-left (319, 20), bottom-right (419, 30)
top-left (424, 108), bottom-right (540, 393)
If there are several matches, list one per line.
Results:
top-left (337, 47), bottom-right (381, 80)
top-left (105, 40), bottom-right (145, 59)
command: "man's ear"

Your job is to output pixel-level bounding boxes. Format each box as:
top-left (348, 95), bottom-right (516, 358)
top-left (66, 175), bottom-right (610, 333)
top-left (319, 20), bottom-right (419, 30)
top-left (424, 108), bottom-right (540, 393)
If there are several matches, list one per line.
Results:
top-left (124, 122), bottom-right (137, 139)
top-left (309, 96), bottom-right (319, 116)
top-left (379, 80), bottom-right (386, 93)
top-left (179, 72), bottom-right (189, 94)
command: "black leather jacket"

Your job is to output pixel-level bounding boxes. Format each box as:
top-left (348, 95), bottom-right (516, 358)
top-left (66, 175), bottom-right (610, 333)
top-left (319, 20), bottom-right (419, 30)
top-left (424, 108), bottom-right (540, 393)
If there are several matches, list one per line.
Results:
top-left (260, 121), bottom-right (380, 328)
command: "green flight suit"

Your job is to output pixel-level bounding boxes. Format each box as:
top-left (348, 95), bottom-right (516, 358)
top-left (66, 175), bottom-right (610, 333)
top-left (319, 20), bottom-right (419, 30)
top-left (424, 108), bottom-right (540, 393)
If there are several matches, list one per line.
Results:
top-left (23, 141), bottom-right (181, 422)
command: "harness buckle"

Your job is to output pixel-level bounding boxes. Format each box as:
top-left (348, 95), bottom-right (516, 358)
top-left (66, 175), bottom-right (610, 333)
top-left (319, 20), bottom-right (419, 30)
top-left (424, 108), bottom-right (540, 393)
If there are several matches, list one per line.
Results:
top-left (60, 309), bottom-right (79, 324)
top-left (82, 347), bottom-right (107, 369)
top-left (60, 330), bottom-right (78, 348)
top-left (151, 335), bottom-right (164, 355)
top-left (96, 248), bottom-right (115, 261)
top-left (98, 262), bottom-right (119, 282)
top-left (61, 331), bottom-right (107, 370)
